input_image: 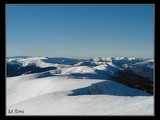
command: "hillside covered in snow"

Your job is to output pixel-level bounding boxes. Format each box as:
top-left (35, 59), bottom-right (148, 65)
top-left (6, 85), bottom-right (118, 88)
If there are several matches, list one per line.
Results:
top-left (6, 56), bottom-right (154, 115)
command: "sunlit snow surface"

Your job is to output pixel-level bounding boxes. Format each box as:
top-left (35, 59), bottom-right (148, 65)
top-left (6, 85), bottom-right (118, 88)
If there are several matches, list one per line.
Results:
top-left (6, 57), bottom-right (154, 115)
top-left (7, 73), bottom-right (153, 115)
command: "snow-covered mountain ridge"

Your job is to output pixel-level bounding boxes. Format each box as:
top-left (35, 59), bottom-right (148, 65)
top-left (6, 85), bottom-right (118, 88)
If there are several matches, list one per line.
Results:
top-left (6, 56), bottom-right (154, 115)
top-left (7, 56), bottom-right (153, 94)
top-left (7, 75), bottom-right (153, 115)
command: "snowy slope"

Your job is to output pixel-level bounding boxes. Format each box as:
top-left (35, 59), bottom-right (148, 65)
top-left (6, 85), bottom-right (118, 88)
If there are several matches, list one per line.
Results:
top-left (7, 93), bottom-right (153, 115)
top-left (6, 73), bottom-right (153, 115)
top-left (6, 56), bottom-right (154, 115)
top-left (61, 66), bottom-right (96, 75)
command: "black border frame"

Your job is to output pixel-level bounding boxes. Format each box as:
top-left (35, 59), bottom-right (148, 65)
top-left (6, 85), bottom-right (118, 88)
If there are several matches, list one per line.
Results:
top-left (1, 0), bottom-right (159, 119)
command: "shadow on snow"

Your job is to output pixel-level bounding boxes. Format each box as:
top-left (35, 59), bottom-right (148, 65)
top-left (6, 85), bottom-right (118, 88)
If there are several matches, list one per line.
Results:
top-left (68, 80), bottom-right (151, 96)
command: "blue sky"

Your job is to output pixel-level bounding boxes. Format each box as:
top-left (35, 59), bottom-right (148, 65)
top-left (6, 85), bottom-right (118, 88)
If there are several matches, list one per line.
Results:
top-left (6, 4), bottom-right (154, 58)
